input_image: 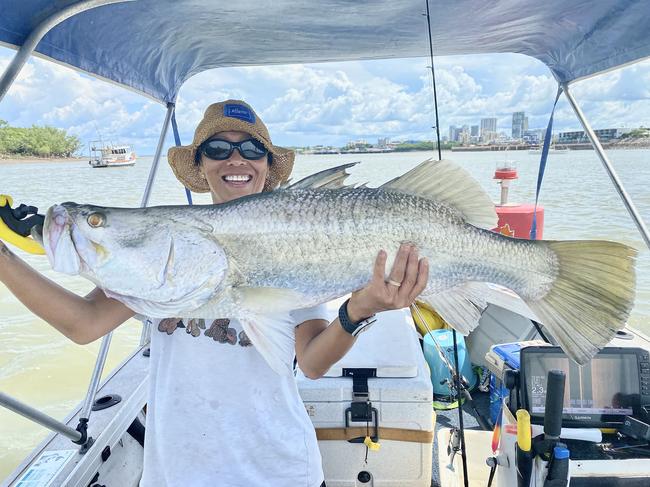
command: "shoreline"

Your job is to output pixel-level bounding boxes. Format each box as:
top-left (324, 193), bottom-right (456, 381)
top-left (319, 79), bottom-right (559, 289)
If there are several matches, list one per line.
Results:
top-left (0, 155), bottom-right (87, 165)
top-left (451, 140), bottom-right (650, 152)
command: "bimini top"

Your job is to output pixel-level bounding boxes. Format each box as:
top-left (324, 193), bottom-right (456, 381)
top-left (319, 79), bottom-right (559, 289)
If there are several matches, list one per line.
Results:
top-left (1, 0), bottom-right (648, 104)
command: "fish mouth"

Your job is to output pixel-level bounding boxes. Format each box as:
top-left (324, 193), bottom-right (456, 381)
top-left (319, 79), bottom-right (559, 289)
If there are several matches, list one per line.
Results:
top-left (43, 205), bottom-right (97, 275)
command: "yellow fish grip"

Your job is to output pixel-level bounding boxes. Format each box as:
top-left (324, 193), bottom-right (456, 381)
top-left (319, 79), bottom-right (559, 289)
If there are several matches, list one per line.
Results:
top-left (0, 195), bottom-right (45, 255)
top-left (411, 300), bottom-right (447, 336)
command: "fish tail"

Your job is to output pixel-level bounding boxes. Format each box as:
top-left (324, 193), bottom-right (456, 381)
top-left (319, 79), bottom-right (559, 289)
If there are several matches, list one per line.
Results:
top-left (526, 240), bottom-right (637, 364)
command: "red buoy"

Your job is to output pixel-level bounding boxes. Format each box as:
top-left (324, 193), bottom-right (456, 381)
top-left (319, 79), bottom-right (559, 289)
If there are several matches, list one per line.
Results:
top-left (491, 161), bottom-right (544, 239)
top-left (493, 168), bottom-right (518, 180)
top-left (494, 204), bottom-right (544, 239)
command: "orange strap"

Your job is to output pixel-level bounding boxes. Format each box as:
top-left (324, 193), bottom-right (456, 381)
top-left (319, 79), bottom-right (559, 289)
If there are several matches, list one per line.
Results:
top-left (316, 427), bottom-right (433, 443)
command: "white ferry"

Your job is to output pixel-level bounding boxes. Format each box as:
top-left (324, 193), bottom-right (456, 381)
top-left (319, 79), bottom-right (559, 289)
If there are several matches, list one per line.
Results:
top-left (88, 141), bottom-right (136, 168)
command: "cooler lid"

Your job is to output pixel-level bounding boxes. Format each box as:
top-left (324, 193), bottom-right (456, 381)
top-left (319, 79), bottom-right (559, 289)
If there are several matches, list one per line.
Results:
top-left (322, 302), bottom-right (421, 378)
top-left (492, 342), bottom-right (523, 370)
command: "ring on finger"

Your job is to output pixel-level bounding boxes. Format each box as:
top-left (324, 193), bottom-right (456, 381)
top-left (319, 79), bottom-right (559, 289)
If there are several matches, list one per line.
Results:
top-left (387, 278), bottom-right (402, 287)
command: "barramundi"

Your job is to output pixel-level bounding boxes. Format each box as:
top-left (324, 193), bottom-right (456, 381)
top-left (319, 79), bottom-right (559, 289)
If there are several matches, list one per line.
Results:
top-left (40, 159), bottom-right (636, 375)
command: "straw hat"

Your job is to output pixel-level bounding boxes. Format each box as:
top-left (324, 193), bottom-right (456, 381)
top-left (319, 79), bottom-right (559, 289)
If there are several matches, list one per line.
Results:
top-left (168, 100), bottom-right (295, 193)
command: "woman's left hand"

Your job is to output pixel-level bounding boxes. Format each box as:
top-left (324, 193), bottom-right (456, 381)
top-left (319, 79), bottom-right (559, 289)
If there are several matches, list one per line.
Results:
top-left (346, 243), bottom-right (429, 322)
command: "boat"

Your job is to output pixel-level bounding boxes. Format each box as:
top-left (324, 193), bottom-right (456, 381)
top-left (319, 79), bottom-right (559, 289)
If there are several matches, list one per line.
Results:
top-left (1, 2), bottom-right (650, 486)
top-left (88, 141), bottom-right (137, 168)
top-left (527, 146), bottom-right (569, 155)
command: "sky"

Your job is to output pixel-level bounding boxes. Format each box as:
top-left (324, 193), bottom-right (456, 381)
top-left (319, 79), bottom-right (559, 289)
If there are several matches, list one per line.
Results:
top-left (1, 46), bottom-right (649, 154)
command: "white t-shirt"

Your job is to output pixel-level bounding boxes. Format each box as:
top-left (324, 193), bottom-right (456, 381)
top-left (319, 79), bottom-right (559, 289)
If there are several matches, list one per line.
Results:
top-left (140, 306), bottom-right (328, 487)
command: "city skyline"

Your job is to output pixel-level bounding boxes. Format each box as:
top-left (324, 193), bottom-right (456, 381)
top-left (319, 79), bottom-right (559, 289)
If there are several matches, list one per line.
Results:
top-left (1, 48), bottom-right (649, 154)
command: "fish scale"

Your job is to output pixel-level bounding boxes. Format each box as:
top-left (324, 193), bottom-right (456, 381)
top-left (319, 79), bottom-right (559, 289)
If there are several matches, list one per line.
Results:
top-left (214, 188), bottom-right (556, 303)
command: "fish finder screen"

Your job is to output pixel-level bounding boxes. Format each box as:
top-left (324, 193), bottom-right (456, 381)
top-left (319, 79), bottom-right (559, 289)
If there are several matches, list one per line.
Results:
top-left (528, 353), bottom-right (639, 416)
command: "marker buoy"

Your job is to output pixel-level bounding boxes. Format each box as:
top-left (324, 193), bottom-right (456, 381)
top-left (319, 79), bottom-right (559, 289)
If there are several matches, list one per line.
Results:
top-left (491, 161), bottom-right (544, 239)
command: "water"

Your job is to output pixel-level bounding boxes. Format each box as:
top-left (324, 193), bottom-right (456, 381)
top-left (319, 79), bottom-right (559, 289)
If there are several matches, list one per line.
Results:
top-left (1, 149), bottom-right (649, 477)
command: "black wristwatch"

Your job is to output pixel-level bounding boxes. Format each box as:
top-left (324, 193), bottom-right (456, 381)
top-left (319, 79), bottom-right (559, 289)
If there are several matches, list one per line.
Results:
top-left (339, 299), bottom-right (377, 337)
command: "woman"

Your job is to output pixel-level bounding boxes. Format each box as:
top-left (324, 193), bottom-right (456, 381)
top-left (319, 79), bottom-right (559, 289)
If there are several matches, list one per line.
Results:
top-left (0, 99), bottom-right (428, 486)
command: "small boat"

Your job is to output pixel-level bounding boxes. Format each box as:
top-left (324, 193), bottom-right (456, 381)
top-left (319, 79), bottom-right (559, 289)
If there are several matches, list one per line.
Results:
top-left (88, 141), bottom-right (137, 168)
top-left (528, 146), bottom-right (570, 154)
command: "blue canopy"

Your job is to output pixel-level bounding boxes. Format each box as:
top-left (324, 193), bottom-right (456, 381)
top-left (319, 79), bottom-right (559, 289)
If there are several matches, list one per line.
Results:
top-left (1, 0), bottom-right (648, 104)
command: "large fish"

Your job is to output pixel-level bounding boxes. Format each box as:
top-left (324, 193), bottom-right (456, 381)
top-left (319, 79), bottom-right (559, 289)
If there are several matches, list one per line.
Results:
top-left (40, 159), bottom-right (636, 375)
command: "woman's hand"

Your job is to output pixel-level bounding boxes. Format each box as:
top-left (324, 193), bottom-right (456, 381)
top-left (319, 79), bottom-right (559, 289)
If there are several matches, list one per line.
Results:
top-left (346, 243), bottom-right (429, 322)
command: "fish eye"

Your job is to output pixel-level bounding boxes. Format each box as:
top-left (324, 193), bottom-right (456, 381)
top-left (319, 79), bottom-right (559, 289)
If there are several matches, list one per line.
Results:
top-left (87, 212), bottom-right (106, 228)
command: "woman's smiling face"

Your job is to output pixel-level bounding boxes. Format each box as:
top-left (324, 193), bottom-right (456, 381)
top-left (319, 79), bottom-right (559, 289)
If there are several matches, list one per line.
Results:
top-left (199, 131), bottom-right (270, 204)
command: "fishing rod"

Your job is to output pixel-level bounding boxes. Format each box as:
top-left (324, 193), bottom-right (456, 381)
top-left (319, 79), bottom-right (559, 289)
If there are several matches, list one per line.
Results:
top-left (424, 0), bottom-right (442, 162)
top-left (422, 2), bottom-right (469, 485)
top-left (411, 303), bottom-right (490, 429)
top-left (411, 303), bottom-right (471, 487)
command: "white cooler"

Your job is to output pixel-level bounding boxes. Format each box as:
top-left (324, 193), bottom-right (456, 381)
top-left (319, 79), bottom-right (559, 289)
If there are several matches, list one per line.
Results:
top-left (296, 306), bottom-right (434, 487)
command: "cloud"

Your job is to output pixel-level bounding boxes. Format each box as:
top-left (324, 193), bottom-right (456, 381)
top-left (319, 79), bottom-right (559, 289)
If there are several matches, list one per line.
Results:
top-left (1, 47), bottom-right (649, 152)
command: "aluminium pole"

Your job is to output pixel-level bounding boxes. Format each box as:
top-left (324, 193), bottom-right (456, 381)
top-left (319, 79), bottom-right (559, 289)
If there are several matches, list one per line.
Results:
top-left (138, 102), bottom-right (175, 346)
top-left (140, 103), bottom-right (174, 208)
top-left (79, 333), bottom-right (113, 422)
top-left (562, 83), bottom-right (650, 251)
top-left (0, 391), bottom-right (83, 443)
top-left (0, 0), bottom-right (132, 103)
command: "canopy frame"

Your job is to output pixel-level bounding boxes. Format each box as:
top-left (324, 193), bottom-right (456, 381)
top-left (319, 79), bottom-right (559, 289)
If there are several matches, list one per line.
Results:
top-left (561, 83), bottom-right (650, 250)
top-left (0, 0), bottom-right (132, 104)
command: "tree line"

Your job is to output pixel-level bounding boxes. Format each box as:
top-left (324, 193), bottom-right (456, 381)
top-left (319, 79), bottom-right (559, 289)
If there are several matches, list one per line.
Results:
top-left (393, 140), bottom-right (455, 151)
top-left (0, 120), bottom-right (81, 158)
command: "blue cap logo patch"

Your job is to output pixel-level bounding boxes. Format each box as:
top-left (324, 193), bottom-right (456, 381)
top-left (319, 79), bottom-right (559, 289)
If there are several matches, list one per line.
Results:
top-left (224, 104), bottom-right (256, 124)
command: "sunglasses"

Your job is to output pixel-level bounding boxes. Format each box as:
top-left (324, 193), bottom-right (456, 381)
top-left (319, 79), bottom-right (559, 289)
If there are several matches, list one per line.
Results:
top-left (199, 138), bottom-right (268, 161)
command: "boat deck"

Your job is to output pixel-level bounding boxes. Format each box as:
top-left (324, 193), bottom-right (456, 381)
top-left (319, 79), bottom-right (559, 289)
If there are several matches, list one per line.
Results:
top-left (431, 391), bottom-right (491, 487)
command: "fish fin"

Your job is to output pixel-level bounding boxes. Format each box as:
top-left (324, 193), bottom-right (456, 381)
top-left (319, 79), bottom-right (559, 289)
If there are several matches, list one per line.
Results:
top-left (283, 162), bottom-right (359, 189)
top-left (238, 314), bottom-right (295, 376)
top-left (418, 283), bottom-right (488, 335)
top-left (381, 159), bottom-right (497, 229)
top-left (525, 240), bottom-right (637, 365)
top-left (235, 286), bottom-right (311, 315)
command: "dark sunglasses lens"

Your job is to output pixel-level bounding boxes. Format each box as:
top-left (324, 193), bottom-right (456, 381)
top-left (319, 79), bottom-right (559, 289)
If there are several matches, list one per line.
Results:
top-left (202, 140), bottom-right (233, 160)
top-left (239, 140), bottom-right (268, 160)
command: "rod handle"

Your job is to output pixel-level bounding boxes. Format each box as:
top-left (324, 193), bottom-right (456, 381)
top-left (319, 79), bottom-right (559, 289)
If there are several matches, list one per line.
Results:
top-left (544, 369), bottom-right (566, 439)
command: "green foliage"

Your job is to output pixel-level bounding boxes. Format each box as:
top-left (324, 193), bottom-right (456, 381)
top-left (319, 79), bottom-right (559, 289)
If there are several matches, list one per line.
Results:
top-left (392, 141), bottom-right (455, 152)
top-left (0, 122), bottom-right (81, 157)
top-left (620, 128), bottom-right (650, 139)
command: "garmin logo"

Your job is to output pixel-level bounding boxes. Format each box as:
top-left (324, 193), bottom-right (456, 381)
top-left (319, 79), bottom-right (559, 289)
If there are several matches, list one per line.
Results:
top-left (569, 415), bottom-right (591, 420)
top-left (224, 104), bottom-right (255, 123)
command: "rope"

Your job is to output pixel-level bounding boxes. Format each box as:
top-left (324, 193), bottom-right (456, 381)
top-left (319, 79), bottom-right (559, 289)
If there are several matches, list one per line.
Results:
top-left (530, 86), bottom-right (563, 239)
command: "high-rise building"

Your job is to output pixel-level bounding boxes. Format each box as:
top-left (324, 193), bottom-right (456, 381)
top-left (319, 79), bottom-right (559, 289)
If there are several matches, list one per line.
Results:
top-left (480, 118), bottom-right (498, 143)
top-left (470, 125), bottom-right (479, 137)
top-left (449, 125), bottom-right (466, 142)
top-left (512, 112), bottom-right (526, 139)
top-left (480, 118), bottom-right (497, 135)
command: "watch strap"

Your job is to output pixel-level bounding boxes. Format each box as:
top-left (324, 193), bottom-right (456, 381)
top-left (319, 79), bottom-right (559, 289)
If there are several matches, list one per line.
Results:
top-left (339, 299), bottom-right (376, 337)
